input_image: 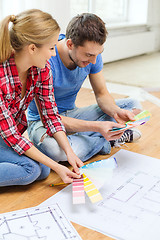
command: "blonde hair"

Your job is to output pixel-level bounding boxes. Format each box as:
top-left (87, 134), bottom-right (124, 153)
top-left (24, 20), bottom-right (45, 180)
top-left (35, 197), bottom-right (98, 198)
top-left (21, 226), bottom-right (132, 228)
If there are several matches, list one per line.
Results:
top-left (0, 9), bottom-right (60, 63)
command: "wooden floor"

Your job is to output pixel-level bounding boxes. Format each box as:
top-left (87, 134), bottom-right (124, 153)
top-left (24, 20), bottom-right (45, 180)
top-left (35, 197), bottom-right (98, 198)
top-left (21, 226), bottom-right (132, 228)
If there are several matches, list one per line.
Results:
top-left (1, 88), bottom-right (160, 240)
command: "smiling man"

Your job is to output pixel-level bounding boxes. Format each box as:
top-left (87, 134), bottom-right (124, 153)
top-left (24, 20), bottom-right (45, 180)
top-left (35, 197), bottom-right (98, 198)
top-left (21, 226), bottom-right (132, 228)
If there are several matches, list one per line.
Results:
top-left (27, 13), bottom-right (142, 163)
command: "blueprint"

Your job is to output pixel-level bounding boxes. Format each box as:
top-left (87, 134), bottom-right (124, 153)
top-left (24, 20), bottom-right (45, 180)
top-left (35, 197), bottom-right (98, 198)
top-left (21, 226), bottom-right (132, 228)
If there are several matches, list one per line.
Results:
top-left (0, 203), bottom-right (82, 240)
top-left (40, 150), bottom-right (160, 240)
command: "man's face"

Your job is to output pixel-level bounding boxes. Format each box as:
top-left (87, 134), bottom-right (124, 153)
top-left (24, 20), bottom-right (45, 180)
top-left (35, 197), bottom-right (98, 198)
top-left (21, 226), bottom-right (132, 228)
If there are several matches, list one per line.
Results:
top-left (68, 40), bottom-right (104, 68)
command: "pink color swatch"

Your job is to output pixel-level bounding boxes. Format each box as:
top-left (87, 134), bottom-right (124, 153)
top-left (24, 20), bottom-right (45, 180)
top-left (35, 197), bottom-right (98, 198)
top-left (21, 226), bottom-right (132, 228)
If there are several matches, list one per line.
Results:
top-left (72, 175), bottom-right (85, 204)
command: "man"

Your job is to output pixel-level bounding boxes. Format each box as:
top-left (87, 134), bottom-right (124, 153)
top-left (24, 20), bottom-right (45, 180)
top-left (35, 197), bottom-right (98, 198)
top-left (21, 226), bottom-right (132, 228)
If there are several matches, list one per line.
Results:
top-left (27, 13), bottom-right (142, 162)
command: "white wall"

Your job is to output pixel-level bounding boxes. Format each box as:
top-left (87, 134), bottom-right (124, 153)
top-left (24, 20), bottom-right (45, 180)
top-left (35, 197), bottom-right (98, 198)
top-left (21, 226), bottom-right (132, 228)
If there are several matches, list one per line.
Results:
top-left (54, 0), bottom-right (160, 63)
top-left (103, 0), bottom-right (160, 62)
top-left (22, 0), bottom-right (70, 33)
top-left (0, 0), bottom-right (160, 63)
top-left (147, 0), bottom-right (160, 51)
top-left (0, 0), bottom-right (70, 33)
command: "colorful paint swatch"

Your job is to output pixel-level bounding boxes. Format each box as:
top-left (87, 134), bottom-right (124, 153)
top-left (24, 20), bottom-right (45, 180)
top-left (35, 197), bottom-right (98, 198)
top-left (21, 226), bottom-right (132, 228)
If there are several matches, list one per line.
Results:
top-left (133, 110), bottom-right (151, 121)
top-left (72, 158), bottom-right (117, 204)
top-left (72, 175), bottom-right (85, 204)
top-left (81, 157), bottom-right (117, 170)
top-left (80, 157), bottom-right (117, 189)
top-left (126, 110), bottom-right (151, 128)
top-left (83, 173), bottom-right (103, 203)
top-left (111, 110), bottom-right (151, 132)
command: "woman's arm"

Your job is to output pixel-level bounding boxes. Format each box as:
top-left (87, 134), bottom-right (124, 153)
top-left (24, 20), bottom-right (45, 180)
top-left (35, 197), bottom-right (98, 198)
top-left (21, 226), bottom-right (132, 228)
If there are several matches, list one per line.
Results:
top-left (24, 144), bottom-right (81, 183)
top-left (35, 66), bottom-right (84, 172)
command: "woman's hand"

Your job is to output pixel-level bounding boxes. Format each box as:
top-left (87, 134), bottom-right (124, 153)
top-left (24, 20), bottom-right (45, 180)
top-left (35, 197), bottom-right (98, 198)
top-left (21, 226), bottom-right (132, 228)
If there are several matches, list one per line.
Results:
top-left (66, 151), bottom-right (84, 175)
top-left (55, 164), bottom-right (81, 183)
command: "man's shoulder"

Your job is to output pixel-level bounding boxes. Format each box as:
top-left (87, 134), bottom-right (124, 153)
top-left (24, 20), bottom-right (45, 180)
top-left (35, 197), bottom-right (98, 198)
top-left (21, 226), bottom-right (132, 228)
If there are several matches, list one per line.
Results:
top-left (58, 34), bottom-right (65, 41)
top-left (89, 54), bottom-right (103, 74)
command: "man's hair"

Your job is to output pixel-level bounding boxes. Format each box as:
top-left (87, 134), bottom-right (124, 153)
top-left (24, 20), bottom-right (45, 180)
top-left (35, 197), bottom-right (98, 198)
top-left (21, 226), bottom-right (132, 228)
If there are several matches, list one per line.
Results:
top-left (66, 13), bottom-right (108, 47)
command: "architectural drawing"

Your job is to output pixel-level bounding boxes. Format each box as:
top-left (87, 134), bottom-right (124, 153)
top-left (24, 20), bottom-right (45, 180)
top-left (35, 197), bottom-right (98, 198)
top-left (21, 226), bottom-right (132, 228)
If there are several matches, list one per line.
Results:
top-left (41, 150), bottom-right (160, 240)
top-left (0, 204), bottom-right (81, 240)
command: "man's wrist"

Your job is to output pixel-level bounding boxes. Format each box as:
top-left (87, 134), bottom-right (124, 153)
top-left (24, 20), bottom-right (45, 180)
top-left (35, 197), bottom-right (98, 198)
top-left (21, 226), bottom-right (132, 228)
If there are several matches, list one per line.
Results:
top-left (111, 106), bottom-right (121, 118)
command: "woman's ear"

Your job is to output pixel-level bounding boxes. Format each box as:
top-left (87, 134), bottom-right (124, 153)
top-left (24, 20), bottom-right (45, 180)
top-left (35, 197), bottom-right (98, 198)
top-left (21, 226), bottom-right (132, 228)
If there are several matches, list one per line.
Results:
top-left (28, 44), bottom-right (37, 54)
top-left (66, 39), bottom-right (74, 50)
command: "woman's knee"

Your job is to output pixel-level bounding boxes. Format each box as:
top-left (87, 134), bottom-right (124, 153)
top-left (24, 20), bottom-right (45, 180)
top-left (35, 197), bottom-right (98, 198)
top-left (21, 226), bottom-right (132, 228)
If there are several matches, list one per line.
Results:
top-left (36, 164), bottom-right (50, 181)
top-left (0, 161), bottom-right (41, 186)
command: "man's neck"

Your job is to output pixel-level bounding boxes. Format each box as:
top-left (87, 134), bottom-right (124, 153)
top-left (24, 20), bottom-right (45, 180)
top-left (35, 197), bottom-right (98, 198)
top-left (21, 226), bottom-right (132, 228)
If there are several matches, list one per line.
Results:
top-left (57, 39), bottom-right (76, 70)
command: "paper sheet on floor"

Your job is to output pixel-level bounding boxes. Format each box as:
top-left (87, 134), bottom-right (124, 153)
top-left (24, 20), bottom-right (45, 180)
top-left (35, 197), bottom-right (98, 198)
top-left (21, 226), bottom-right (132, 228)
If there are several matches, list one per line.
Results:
top-left (40, 149), bottom-right (160, 240)
top-left (0, 203), bottom-right (82, 240)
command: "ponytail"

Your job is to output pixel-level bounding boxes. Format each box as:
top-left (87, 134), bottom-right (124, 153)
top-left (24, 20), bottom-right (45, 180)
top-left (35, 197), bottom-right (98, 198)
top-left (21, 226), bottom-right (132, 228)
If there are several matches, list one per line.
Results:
top-left (0, 15), bottom-right (15, 63)
top-left (0, 10), bottom-right (60, 64)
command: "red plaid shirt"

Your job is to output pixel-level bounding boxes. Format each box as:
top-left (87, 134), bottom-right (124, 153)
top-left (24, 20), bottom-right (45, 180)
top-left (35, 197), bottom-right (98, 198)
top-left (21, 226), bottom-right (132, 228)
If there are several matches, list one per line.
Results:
top-left (0, 55), bottom-right (65, 155)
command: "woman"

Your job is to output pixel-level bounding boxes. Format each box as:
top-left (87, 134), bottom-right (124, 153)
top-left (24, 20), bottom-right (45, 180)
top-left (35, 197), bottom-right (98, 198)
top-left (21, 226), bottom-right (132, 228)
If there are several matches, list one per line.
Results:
top-left (0, 9), bottom-right (83, 187)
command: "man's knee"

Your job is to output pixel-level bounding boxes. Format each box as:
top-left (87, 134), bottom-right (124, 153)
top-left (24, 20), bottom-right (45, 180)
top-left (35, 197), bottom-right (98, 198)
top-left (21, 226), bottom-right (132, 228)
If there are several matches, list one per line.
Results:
top-left (116, 98), bottom-right (142, 111)
top-left (37, 136), bottom-right (67, 162)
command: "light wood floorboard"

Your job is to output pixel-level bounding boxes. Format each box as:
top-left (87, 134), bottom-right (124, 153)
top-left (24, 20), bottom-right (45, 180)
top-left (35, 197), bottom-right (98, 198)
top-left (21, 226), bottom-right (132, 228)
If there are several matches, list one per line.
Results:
top-left (1, 88), bottom-right (160, 240)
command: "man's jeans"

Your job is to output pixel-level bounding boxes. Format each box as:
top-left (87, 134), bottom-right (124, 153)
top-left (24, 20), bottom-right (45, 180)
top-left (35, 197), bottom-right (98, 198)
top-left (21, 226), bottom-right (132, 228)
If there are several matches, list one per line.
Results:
top-left (0, 136), bottom-right (50, 187)
top-left (27, 98), bottom-right (142, 163)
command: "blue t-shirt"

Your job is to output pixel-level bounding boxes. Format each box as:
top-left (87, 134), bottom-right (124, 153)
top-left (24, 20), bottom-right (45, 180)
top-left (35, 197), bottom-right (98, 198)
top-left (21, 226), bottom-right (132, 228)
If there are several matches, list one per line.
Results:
top-left (27, 34), bottom-right (103, 121)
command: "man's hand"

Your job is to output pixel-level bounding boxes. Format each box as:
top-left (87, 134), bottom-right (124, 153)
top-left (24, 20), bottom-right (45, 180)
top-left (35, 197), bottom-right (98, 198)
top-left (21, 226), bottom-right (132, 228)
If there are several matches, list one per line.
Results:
top-left (113, 109), bottom-right (137, 124)
top-left (97, 121), bottom-right (126, 141)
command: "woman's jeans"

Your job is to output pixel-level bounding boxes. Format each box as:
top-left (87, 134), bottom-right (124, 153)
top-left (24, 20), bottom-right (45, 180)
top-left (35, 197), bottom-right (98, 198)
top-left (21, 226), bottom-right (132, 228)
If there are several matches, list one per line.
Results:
top-left (0, 136), bottom-right (50, 187)
top-left (27, 98), bottom-right (142, 163)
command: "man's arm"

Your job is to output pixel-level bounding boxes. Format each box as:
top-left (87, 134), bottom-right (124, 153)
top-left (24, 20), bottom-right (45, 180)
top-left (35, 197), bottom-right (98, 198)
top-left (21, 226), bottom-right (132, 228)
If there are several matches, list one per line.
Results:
top-left (61, 115), bottom-right (125, 141)
top-left (89, 70), bottom-right (120, 117)
top-left (89, 70), bottom-right (137, 123)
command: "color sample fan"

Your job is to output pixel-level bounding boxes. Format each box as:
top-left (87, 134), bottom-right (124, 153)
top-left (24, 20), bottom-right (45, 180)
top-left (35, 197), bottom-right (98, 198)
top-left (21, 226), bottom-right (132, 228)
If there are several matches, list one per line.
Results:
top-left (72, 157), bottom-right (117, 204)
top-left (111, 110), bottom-right (151, 132)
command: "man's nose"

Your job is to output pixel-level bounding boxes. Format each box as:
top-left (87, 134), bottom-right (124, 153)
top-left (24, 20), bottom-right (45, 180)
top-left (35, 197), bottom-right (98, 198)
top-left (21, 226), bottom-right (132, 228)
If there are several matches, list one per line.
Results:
top-left (90, 56), bottom-right (97, 64)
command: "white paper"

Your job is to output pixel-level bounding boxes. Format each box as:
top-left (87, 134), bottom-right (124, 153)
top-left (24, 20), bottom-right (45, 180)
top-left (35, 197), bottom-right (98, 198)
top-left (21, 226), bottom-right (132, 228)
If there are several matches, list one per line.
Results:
top-left (40, 149), bottom-right (160, 240)
top-left (0, 203), bottom-right (82, 240)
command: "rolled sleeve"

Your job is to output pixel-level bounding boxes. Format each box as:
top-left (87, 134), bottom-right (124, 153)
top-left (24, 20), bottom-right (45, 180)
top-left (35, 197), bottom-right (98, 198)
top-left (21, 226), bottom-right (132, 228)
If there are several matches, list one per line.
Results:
top-left (36, 65), bottom-right (65, 136)
top-left (12, 136), bottom-right (33, 155)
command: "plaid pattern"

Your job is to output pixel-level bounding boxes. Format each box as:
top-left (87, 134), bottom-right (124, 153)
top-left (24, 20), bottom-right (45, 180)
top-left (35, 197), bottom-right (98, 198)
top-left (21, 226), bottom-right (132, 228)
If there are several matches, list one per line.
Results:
top-left (0, 55), bottom-right (65, 155)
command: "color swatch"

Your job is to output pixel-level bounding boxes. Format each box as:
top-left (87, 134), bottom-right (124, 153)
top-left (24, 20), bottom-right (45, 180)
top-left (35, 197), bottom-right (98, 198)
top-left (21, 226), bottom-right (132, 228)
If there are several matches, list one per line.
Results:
top-left (72, 157), bottom-right (117, 204)
top-left (72, 175), bottom-right (85, 204)
top-left (83, 173), bottom-right (103, 203)
top-left (81, 157), bottom-right (117, 189)
top-left (111, 110), bottom-right (151, 132)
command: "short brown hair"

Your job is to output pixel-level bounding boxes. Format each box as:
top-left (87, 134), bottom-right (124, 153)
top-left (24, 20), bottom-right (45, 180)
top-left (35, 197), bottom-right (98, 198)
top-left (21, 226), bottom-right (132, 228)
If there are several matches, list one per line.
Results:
top-left (66, 13), bottom-right (108, 47)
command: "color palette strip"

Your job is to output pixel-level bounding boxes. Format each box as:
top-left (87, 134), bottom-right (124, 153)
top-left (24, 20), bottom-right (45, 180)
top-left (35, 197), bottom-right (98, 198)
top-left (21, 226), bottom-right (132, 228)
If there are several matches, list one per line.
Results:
top-left (83, 173), bottom-right (103, 203)
top-left (126, 110), bottom-right (151, 125)
top-left (72, 175), bottom-right (85, 204)
top-left (111, 110), bottom-right (151, 132)
top-left (133, 110), bottom-right (151, 121)
top-left (81, 157), bottom-right (117, 170)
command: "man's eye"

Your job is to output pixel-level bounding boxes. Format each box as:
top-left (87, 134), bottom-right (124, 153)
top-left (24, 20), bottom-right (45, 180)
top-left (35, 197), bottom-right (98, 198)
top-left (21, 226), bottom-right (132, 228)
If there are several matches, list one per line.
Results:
top-left (50, 47), bottom-right (55, 50)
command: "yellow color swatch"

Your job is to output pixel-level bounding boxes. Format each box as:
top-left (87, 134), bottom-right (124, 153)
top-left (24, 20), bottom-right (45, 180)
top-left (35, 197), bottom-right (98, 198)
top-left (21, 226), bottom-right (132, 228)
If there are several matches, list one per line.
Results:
top-left (83, 173), bottom-right (103, 203)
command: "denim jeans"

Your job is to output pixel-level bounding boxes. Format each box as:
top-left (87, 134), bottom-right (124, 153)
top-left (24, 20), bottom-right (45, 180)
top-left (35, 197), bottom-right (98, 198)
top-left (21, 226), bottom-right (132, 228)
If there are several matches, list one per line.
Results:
top-left (0, 136), bottom-right (50, 187)
top-left (27, 98), bottom-right (142, 163)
